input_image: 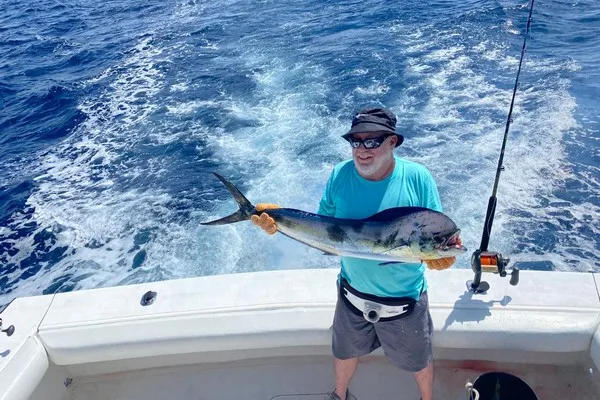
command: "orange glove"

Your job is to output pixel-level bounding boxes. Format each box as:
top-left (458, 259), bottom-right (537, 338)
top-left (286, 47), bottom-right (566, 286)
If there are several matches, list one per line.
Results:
top-left (425, 257), bottom-right (456, 270)
top-left (250, 203), bottom-right (280, 235)
top-left (425, 237), bottom-right (461, 270)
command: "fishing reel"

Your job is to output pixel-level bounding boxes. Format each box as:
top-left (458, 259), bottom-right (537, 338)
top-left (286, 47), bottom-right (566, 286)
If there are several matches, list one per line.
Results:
top-left (470, 249), bottom-right (519, 293)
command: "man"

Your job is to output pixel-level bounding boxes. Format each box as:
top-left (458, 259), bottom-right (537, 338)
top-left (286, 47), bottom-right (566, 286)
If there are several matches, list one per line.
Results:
top-left (251, 107), bottom-right (457, 400)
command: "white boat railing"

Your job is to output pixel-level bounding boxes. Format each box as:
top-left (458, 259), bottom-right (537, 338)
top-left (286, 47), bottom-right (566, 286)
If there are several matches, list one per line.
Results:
top-left (0, 268), bottom-right (599, 400)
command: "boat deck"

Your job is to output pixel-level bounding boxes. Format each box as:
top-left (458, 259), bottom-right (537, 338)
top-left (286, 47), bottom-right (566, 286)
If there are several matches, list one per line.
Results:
top-left (65, 355), bottom-right (599, 400)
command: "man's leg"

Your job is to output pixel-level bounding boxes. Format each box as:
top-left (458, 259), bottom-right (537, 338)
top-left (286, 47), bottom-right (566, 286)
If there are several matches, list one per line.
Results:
top-left (331, 288), bottom-right (379, 400)
top-left (333, 357), bottom-right (358, 399)
top-left (413, 362), bottom-right (434, 400)
top-left (374, 292), bottom-right (434, 399)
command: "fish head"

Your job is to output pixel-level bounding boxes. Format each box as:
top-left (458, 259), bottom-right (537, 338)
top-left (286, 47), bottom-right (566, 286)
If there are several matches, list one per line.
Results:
top-left (411, 226), bottom-right (468, 260)
top-left (431, 228), bottom-right (467, 257)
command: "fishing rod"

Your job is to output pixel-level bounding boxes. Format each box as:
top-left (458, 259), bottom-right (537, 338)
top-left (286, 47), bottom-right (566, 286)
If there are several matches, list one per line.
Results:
top-left (470, 0), bottom-right (535, 293)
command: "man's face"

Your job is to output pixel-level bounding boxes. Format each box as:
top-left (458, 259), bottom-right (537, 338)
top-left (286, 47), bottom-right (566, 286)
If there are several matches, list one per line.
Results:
top-left (350, 132), bottom-right (397, 178)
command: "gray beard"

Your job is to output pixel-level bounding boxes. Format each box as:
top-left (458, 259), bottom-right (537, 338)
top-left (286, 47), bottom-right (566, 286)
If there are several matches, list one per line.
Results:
top-left (354, 152), bottom-right (393, 178)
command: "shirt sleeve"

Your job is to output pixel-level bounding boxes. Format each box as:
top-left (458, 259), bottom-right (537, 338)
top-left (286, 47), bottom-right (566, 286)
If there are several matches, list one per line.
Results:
top-left (317, 171), bottom-right (336, 217)
top-left (420, 169), bottom-right (443, 212)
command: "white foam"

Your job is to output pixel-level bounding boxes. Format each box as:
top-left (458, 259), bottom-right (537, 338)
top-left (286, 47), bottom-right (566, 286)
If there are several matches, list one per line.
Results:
top-left (348, 68), bottom-right (369, 76)
top-left (387, 18), bottom-right (592, 272)
top-left (170, 82), bottom-right (189, 92)
top-left (0, 34), bottom-right (175, 304)
top-left (165, 100), bottom-right (206, 115)
top-left (504, 19), bottom-right (520, 35)
top-left (353, 82), bottom-right (390, 95)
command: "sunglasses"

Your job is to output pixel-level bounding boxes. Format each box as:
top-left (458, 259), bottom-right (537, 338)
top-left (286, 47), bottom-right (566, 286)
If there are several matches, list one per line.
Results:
top-left (346, 134), bottom-right (393, 149)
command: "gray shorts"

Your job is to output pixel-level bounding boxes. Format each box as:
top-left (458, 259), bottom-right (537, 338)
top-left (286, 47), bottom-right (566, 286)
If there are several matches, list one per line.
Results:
top-left (332, 289), bottom-right (433, 372)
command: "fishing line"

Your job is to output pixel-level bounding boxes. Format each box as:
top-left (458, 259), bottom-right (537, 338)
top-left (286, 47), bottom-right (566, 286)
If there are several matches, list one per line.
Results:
top-left (478, 0), bottom-right (535, 253)
top-left (470, 0), bottom-right (535, 291)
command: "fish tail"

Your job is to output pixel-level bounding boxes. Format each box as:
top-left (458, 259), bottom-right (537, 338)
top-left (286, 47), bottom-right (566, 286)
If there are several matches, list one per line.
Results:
top-left (200, 173), bottom-right (255, 225)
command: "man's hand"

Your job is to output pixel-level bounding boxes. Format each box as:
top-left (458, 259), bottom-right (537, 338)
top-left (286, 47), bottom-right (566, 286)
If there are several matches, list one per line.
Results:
top-left (424, 236), bottom-right (462, 270)
top-left (250, 203), bottom-right (280, 235)
top-left (425, 257), bottom-right (456, 270)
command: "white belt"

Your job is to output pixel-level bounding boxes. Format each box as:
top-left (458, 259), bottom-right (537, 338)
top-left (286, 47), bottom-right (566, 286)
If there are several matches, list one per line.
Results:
top-left (342, 288), bottom-right (410, 323)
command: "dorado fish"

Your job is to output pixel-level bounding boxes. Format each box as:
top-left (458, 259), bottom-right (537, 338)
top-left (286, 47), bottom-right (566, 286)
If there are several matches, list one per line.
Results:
top-left (201, 173), bottom-right (466, 263)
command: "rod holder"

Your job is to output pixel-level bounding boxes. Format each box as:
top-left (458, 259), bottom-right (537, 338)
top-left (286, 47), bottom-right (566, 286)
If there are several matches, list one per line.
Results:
top-left (0, 318), bottom-right (14, 337)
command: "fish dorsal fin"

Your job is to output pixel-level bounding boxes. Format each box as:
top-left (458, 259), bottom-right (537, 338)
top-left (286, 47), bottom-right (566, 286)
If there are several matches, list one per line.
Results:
top-left (365, 207), bottom-right (432, 222)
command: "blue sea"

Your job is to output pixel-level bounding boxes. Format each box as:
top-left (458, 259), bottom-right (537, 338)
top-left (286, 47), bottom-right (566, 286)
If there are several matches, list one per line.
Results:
top-left (1, 0), bottom-right (598, 305)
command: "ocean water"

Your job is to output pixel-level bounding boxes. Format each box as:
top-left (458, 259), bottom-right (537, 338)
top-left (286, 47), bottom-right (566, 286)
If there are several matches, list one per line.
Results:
top-left (0, 0), bottom-right (598, 305)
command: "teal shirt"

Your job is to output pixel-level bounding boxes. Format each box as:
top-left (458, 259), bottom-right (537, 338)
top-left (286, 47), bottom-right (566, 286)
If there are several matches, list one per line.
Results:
top-left (317, 156), bottom-right (442, 299)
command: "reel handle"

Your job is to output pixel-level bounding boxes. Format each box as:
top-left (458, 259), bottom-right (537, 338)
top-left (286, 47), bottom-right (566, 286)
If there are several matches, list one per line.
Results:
top-left (510, 267), bottom-right (520, 286)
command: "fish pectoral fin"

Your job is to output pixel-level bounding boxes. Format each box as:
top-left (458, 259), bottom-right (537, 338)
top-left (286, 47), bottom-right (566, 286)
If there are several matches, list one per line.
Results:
top-left (378, 261), bottom-right (408, 266)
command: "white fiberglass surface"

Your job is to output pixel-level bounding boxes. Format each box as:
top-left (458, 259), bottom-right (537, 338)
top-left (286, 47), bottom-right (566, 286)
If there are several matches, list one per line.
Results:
top-left (63, 356), bottom-right (599, 400)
